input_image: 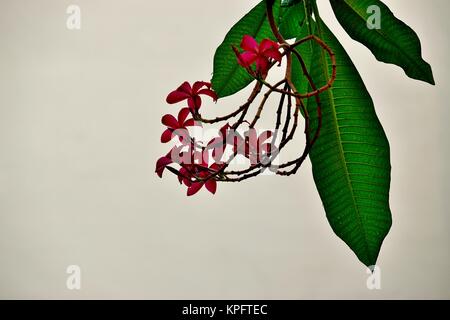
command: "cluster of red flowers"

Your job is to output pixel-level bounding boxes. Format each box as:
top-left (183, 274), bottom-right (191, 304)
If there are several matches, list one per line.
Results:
top-left (236, 35), bottom-right (282, 75)
top-left (157, 36), bottom-right (283, 196)
top-left (157, 81), bottom-right (219, 196)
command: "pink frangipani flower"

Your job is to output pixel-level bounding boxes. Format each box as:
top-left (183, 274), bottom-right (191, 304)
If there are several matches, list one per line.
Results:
top-left (160, 107), bottom-right (196, 143)
top-left (155, 152), bottom-right (173, 178)
top-left (174, 148), bottom-right (221, 196)
top-left (185, 163), bottom-right (221, 197)
top-left (166, 81), bottom-right (218, 112)
top-left (236, 35), bottom-right (282, 75)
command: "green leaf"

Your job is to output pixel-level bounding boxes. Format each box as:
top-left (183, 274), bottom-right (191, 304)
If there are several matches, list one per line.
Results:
top-left (292, 18), bottom-right (392, 267)
top-left (329, 0), bottom-right (434, 85)
top-left (291, 24), bottom-right (314, 95)
top-left (279, 1), bottom-right (306, 40)
top-left (211, 1), bottom-right (280, 98)
top-left (281, 0), bottom-right (302, 7)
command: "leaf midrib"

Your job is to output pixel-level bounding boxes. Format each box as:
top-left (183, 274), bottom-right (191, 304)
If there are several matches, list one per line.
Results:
top-left (314, 19), bottom-right (372, 260)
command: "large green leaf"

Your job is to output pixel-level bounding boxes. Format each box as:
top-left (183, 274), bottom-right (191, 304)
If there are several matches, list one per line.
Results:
top-left (292, 18), bottom-right (392, 267)
top-left (281, 0), bottom-right (302, 7)
top-left (279, 1), bottom-right (306, 40)
top-left (211, 1), bottom-right (280, 98)
top-left (329, 0), bottom-right (434, 85)
top-left (291, 20), bottom-right (314, 96)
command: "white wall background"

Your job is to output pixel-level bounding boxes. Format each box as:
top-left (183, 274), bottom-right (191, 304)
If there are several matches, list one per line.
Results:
top-left (0, 0), bottom-right (448, 299)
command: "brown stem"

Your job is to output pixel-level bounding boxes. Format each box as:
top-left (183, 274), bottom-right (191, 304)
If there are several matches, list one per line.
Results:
top-left (249, 79), bottom-right (285, 128)
top-left (196, 82), bottom-right (262, 124)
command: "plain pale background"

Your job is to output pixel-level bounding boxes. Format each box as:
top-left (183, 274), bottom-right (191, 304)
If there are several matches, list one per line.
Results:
top-left (0, 0), bottom-right (449, 299)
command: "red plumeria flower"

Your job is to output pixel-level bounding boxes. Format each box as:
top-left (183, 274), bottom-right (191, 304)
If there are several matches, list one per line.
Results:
top-left (161, 107), bottom-right (197, 143)
top-left (155, 144), bottom-right (188, 178)
top-left (175, 148), bottom-right (221, 196)
top-left (184, 163), bottom-right (222, 197)
top-left (155, 152), bottom-right (173, 178)
top-left (236, 35), bottom-right (282, 75)
top-left (166, 81), bottom-right (218, 112)
top-left (187, 164), bottom-right (221, 196)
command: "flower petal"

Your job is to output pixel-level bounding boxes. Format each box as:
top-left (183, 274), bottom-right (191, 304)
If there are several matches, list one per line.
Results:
top-left (177, 108), bottom-right (190, 124)
top-left (166, 90), bottom-right (190, 104)
top-left (237, 52), bottom-right (257, 68)
top-left (161, 128), bottom-right (173, 143)
top-left (192, 81), bottom-right (210, 93)
top-left (241, 35), bottom-right (258, 52)
top-left (259, 39), bottom-right (279, 52)
top-left (183, 119), bottom-right (196, 127)
top-left (177, 81), bottom-right (192, 94)
top-left (187, 182), bottom-right (204, 196)
top-left (264, 48), bottom-right (282, 64)
top-left (256, 57), bottom-right (269, 74)
top-left (188, 96), bottom-right (202, 111)
top-left (161, 114), bottom-right (179, 128)
top-left (209, 163), bottom-right (223, 171)
top-left (197, 88), bottom-right (218, 102)
top-left (205, 179), bottom-right (217, 195)
top-left (155, 156), bottom-right (172, 178)
top-left (179, 167), bottom-right (190, 185)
